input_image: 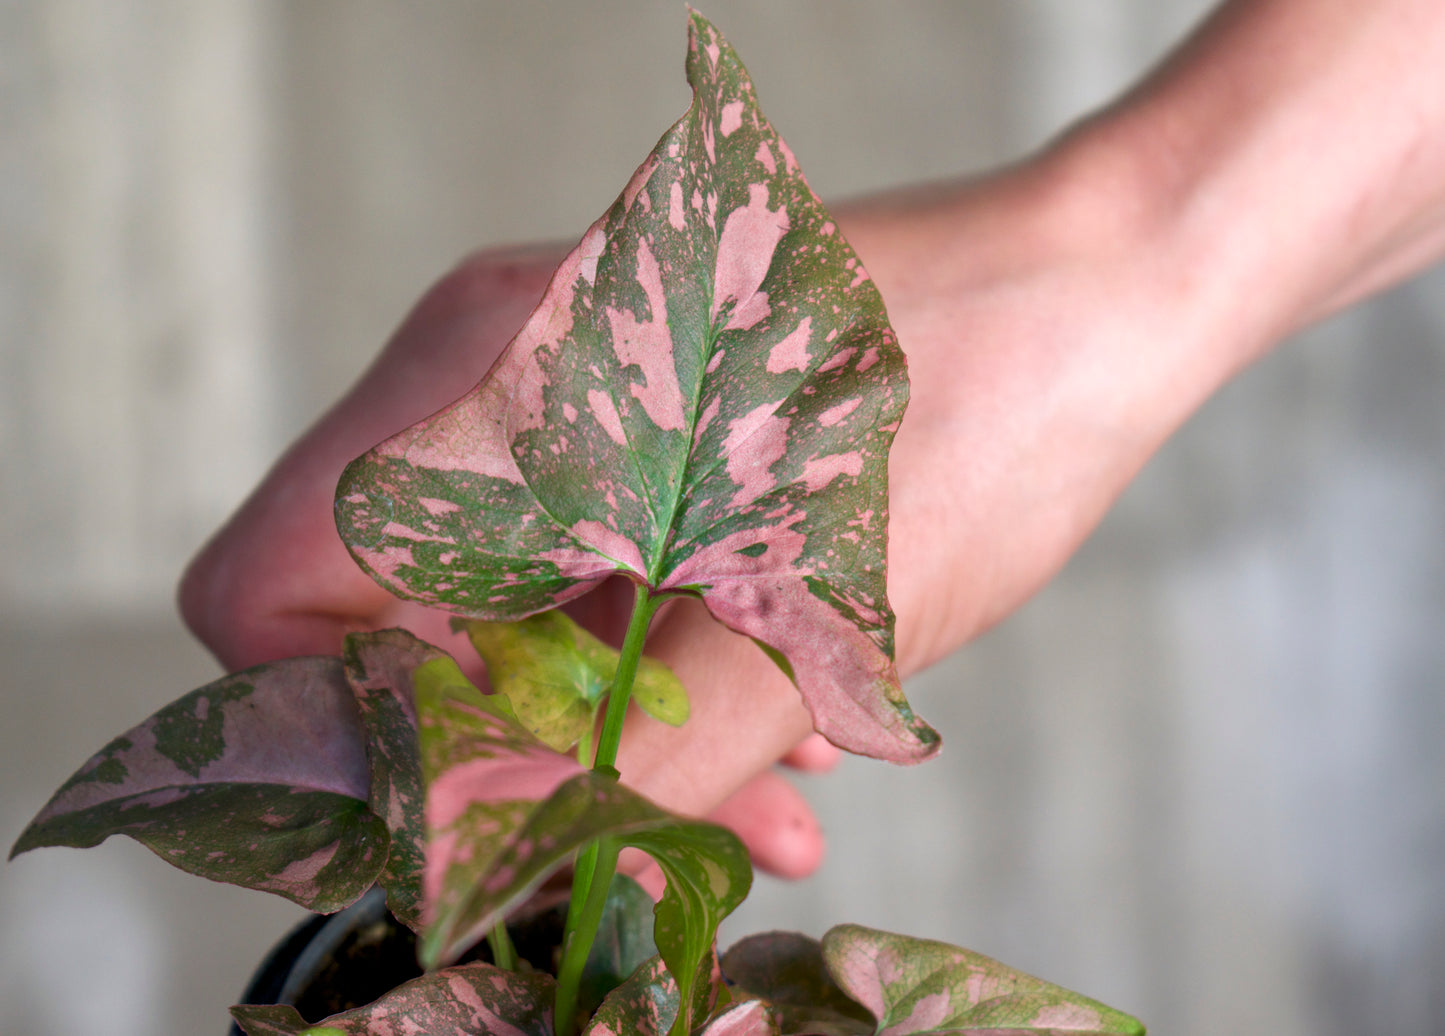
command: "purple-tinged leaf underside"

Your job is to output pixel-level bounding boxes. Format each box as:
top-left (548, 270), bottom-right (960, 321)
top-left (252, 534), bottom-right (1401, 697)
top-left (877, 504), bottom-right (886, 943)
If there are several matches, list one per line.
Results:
top-left (456, 610), bottom-right (687, 754)
top-left (10, 659), bottom-right (387, 912)
top-left (229, 961), bottom-right (555, 1036)
top-left (821, 925), bottom-right (1146, 1036)
top-left (334, 11), bottom-right (937, 765)
top-left (721, 931), bottom-right (873, 1036)
top-left (413, 654), bottom-right (584, 943)
top-left (422, 768), bottom-right (751, 1016)
top-left (341, 629), bottom-right (441, 933)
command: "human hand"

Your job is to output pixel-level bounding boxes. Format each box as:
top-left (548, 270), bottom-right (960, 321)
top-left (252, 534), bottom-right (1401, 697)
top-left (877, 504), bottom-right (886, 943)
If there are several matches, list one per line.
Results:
top-left (176, 140), bottom-right (1206, 883)
top-left (178, 241), bottom-right (846, 881)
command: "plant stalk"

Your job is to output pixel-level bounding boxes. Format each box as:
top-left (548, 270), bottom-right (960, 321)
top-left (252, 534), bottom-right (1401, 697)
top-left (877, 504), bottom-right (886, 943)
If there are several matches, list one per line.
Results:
top-left (552, 838), bottom-right (621, 1036)
top-left (592, 582), bottom-right (664, 771)
top-left (487, 919), bottom-right (517, 971)
top-left (552, 581), bottom-right (666, 1035)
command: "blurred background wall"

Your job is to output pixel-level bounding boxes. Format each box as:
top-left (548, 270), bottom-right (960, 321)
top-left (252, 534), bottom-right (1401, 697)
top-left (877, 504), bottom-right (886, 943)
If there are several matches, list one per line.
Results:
top-left (4, 2), bottom-right (1444, 1034)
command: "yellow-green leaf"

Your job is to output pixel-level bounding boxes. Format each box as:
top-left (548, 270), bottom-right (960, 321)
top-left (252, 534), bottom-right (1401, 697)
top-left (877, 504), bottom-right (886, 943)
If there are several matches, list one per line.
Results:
top-left (457, 611), bottom-right (688, 754)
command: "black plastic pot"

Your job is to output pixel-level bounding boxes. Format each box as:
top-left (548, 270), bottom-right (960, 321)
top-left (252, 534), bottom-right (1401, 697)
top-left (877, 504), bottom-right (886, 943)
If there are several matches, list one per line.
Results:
top-left (228, 889), bottom-right (417, 1033)
top-left (228, 889), bottom-right (568, 1033)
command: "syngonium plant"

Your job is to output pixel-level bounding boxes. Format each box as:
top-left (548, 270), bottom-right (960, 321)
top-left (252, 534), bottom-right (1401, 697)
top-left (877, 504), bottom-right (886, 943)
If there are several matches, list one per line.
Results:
top-left (11, 12), bottom-right (1145, 1036)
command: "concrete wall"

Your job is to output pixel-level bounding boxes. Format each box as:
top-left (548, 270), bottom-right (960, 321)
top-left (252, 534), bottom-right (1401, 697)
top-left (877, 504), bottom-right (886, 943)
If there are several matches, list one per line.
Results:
top-left (4, 3), bottom-right (1443, 1034)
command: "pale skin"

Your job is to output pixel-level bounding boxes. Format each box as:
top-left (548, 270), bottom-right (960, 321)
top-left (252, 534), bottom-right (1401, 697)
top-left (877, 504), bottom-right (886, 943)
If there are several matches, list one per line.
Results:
top-left (179, 0), bottom-right (1445, 881)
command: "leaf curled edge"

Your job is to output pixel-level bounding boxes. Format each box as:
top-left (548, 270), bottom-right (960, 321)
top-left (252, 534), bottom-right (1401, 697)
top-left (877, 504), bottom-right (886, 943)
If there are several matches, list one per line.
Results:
top-left (821, 924), bottom-right (1146, 1036)
top-left (11, 658), bottom-right (386, 912)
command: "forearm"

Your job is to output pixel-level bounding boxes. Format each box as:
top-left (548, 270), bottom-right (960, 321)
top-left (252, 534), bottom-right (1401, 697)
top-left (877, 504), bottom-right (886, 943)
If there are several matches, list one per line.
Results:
top-left (830, 0), bottom-right (1445, 671)
top-left (1088, 0), bottom-right (1445, 348)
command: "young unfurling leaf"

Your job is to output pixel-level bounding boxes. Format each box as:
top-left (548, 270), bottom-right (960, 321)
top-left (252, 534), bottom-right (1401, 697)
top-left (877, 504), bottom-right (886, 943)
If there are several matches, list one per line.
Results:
top-left (457, 610), bottom-right (687, 755)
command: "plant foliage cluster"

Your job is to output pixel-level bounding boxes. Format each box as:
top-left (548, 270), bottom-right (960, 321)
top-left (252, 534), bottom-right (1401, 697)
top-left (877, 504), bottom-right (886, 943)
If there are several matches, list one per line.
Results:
top-left (13, 13), bottom-right (1144, 1036)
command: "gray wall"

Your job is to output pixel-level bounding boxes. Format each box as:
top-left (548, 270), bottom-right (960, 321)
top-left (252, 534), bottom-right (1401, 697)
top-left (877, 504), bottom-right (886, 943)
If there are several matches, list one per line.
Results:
top-left (4, 3), bottom-right (1443, 1034)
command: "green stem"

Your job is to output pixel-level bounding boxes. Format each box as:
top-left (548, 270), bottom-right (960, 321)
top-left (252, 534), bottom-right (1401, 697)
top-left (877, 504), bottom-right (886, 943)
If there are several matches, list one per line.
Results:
top-left (552, 839), bottom-right (621, 1036)
top-left (592, 582), bottom-right (664, 771)
top-left (487, 919), bottom-right (517, 971)
top-left (552, 582), bottom-right (665, 1035)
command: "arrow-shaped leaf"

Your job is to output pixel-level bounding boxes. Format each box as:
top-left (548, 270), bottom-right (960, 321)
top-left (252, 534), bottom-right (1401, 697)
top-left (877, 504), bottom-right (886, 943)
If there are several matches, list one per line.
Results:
top-left (10, 659), bottom-right (387, 913)
top-left (334, 10), bottom-right (937, 765)
top-left (230, 961), bottom-right (555, 1036)
top-left (821, 925), bottom-right (1146, 1035)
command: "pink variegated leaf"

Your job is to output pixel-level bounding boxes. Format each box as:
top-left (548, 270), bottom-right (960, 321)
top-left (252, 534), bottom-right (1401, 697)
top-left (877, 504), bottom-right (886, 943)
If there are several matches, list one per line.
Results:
top-left (422, 768), bottom-right (750, 1036)
top-left (229, 961), bottom-right (554, 1036)
top-left (581, 955), bottom-right (677, 1036)
top-left (721, 932), bottom-right (873, 1036)
top-left (9, 659), bottom-right (387, 912)
top-left (820, 925), bottom-right (1146, 1036)
top-left (582, 950), bottom-right (748, 1036)
top-left (341, 629), bottom-right (446, 933)
top-left (334, 11), bottom-right (937, 764)
top-left (412, 654), bottom-right (583, 945)
top-left (699, 999), bottom-right (781, 1036)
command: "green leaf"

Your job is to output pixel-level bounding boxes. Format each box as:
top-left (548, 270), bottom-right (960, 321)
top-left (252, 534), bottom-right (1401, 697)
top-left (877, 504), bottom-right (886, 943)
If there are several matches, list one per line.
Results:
top-left (334, 10), bottom-right (936, 765)
top-left (578, 872), bottom-right (662, 1022)
top-left (821, 925), bottom-right (1147, 1035)
top-left (341, 629), bottom-right (442, 933)
top-left (412, 654), bottom-right (583, 942)
top-left (229, 961), bottom-right (554, 1036)
top-left (423, 770), bottom-right (750, 1034)
top-left (457, 610), bottom-right (688, 754)
top-left (721, 932), bottom-right (873, 1036)
top-left (10, 658), bottom-right (387, 912)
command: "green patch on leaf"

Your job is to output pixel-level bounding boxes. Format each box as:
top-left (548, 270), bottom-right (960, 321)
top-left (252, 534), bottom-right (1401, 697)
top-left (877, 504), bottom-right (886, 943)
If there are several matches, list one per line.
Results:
top-left (150, 679), bottom-right (253, 777)
top-left (88, 754), bottom-right (129, 785)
